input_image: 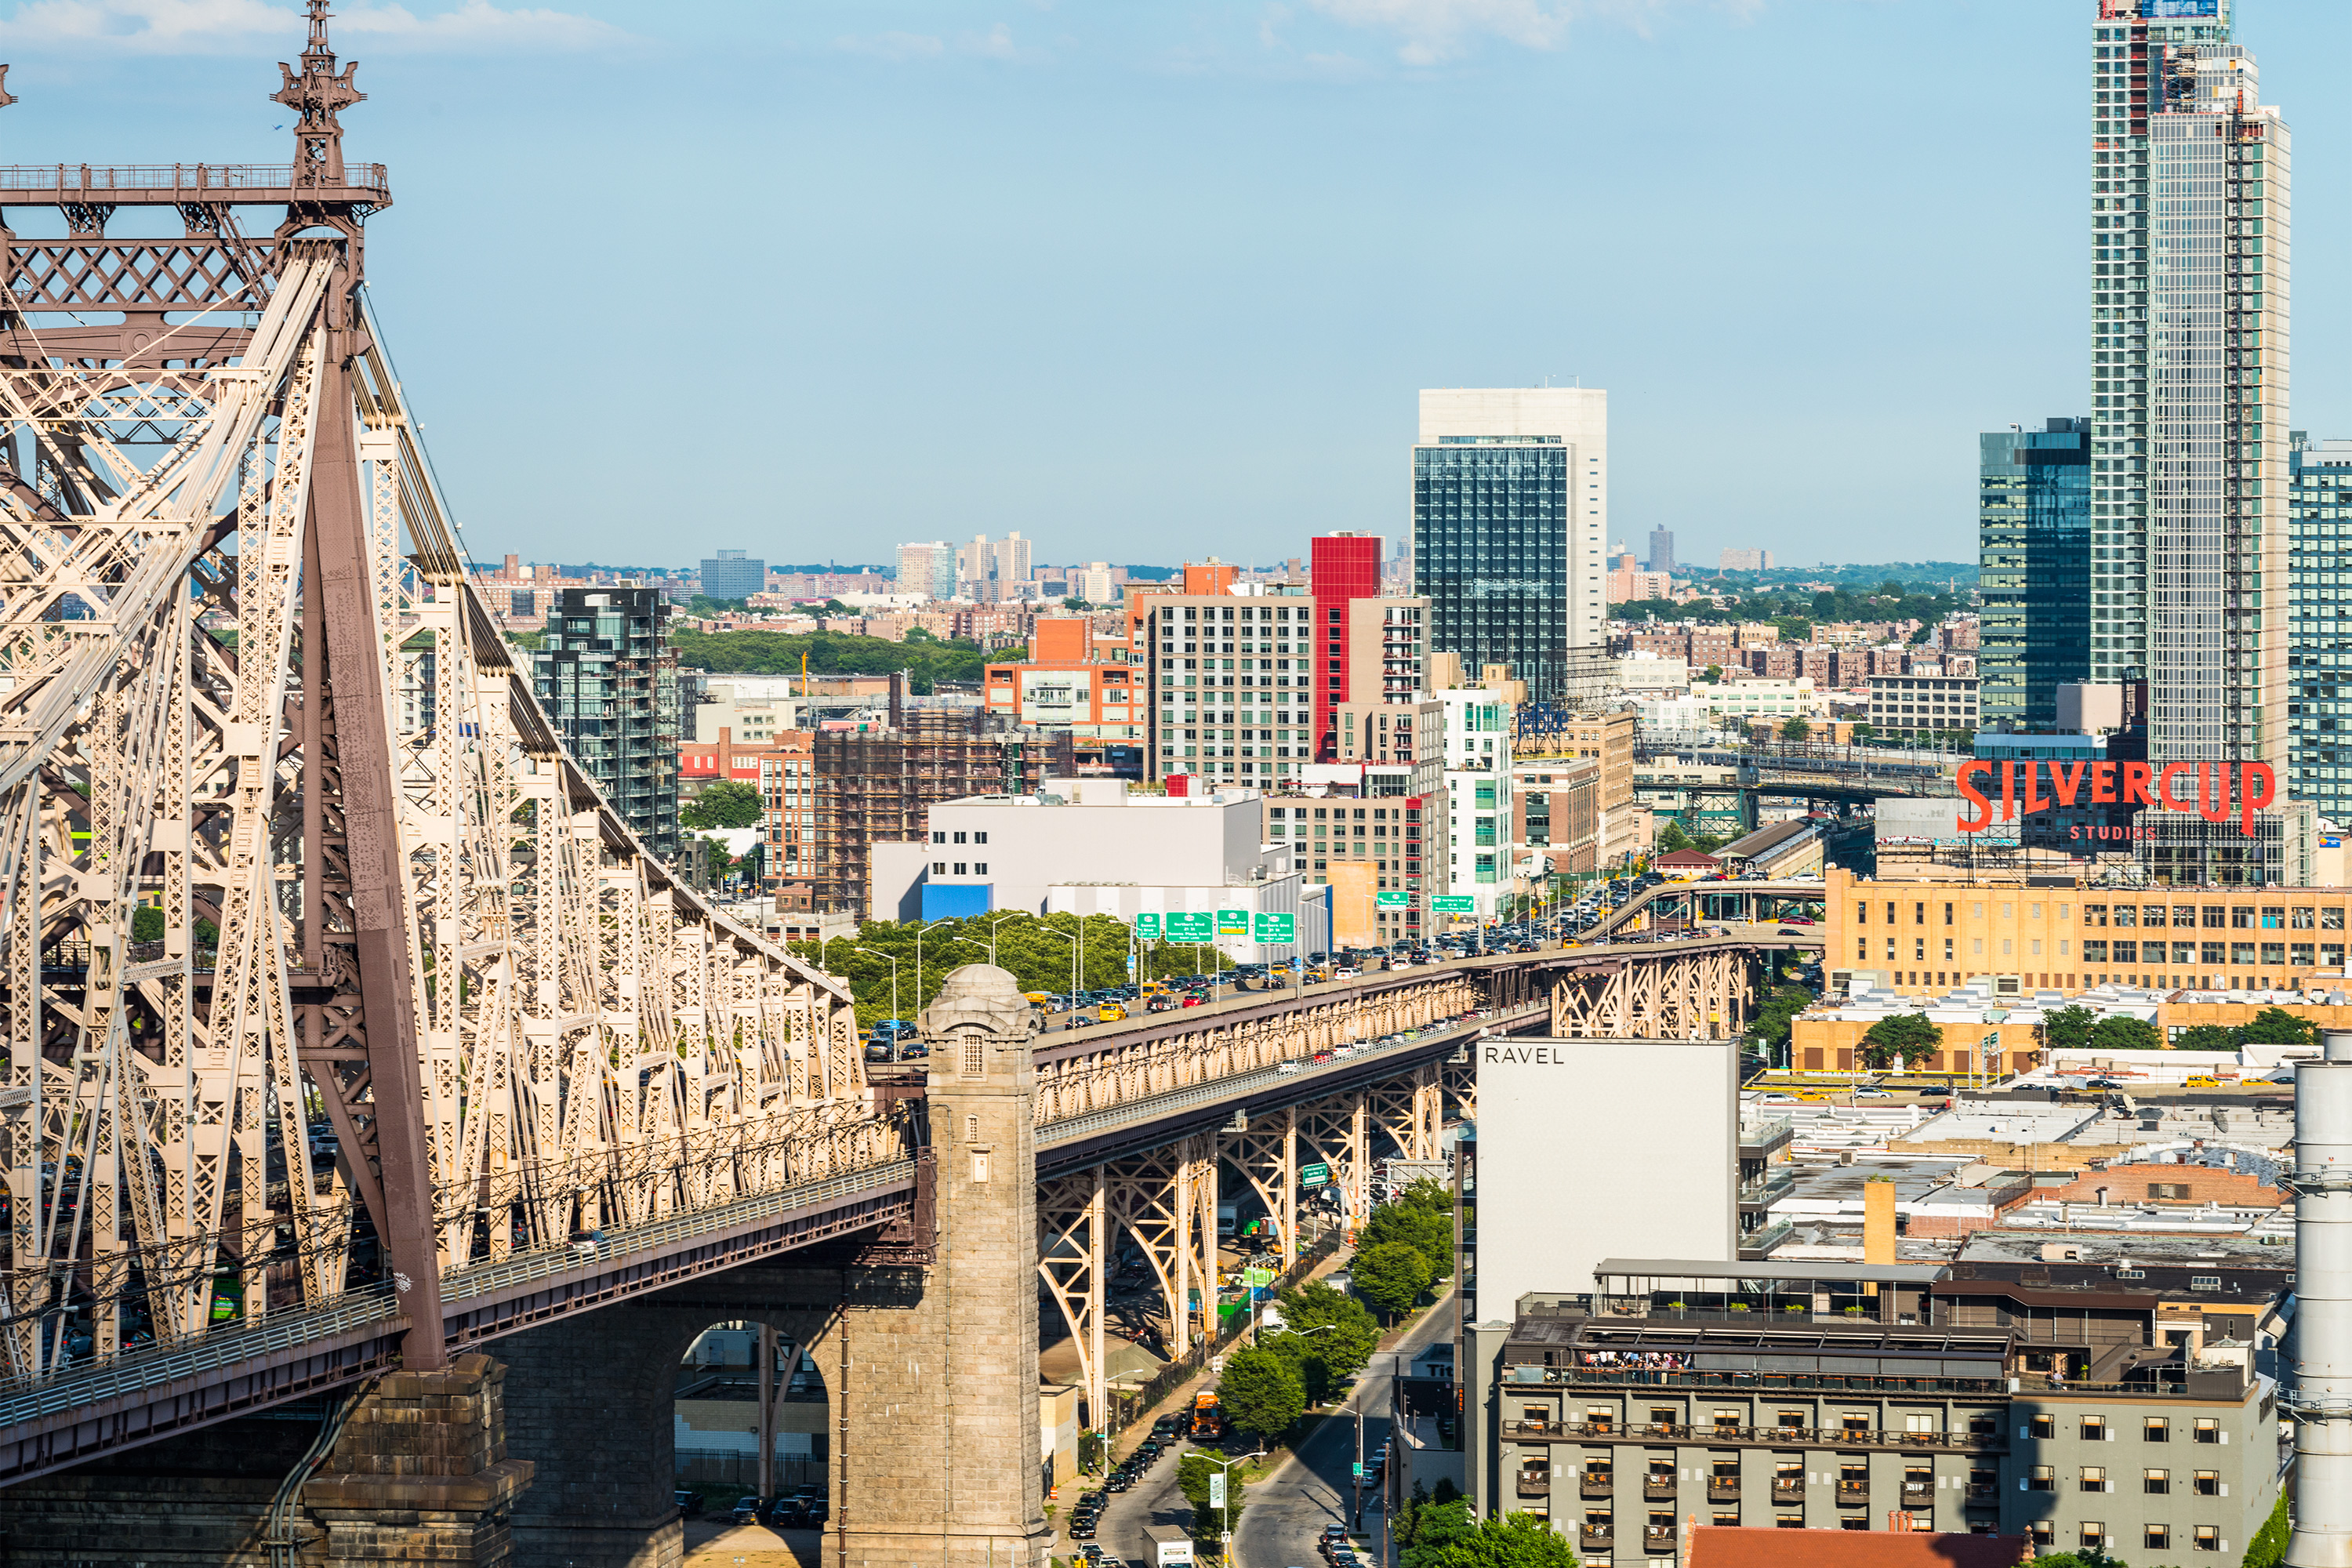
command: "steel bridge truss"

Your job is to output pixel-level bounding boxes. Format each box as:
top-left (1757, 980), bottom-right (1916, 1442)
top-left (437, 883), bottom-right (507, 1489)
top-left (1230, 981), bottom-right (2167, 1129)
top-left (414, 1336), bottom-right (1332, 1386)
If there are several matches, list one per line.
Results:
top-left (1548, 947), bottom-right (1755, 1040)
top-left (0, 114), bottom-right (886, 1399)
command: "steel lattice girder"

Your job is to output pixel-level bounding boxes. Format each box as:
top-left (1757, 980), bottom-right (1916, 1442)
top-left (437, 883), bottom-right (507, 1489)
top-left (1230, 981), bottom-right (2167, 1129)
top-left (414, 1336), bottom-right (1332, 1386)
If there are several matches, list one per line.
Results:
top-left (0, 237), bottom-right (891, 1396)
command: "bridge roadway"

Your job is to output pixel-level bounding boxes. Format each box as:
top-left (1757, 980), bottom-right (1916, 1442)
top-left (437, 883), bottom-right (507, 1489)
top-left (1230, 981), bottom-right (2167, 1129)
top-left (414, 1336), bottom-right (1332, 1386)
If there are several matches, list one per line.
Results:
top-left (0, 929), bottom-right (1824, 1485)
top-left (1587, 879), bottom-right (1831, 940)
top-left (1634, 741), bottom-right (1962, 802)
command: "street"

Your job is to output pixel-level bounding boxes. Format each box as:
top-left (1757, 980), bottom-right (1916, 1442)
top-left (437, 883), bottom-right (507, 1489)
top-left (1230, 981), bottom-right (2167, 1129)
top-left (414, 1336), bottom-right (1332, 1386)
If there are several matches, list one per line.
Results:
top-left (1231, 1293), bottom-right (1455, 1568)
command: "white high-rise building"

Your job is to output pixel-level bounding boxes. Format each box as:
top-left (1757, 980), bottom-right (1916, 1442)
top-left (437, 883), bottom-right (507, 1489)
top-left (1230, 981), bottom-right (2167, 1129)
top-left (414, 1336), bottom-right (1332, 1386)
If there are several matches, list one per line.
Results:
top-left (1412, 389), bottom-right (1607, 702)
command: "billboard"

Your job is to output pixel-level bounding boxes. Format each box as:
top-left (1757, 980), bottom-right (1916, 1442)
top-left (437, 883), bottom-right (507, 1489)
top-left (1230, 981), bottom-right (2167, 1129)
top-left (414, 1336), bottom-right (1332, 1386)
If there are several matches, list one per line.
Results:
top-left (2143, 0), bottom-right (2219, 16)
top-left (1957, 759), bottom-right (2272, 839)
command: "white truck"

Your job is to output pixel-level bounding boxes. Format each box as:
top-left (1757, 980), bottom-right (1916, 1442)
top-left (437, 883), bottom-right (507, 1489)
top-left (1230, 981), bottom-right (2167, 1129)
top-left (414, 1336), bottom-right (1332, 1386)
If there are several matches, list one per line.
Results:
top-left (1143, 1524), bottom-right (1195, 1566)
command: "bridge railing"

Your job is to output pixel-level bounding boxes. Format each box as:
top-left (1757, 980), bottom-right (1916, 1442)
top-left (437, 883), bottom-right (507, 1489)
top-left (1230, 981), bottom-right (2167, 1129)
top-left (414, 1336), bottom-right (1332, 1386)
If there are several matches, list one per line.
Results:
top-left (0, 162), bottom-right (390, 194)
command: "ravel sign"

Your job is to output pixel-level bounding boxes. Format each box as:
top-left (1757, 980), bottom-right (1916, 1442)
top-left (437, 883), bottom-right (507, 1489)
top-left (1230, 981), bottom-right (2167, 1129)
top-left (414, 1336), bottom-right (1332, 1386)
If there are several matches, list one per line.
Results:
top-left (1956, 758), bottom-right (2274, 839)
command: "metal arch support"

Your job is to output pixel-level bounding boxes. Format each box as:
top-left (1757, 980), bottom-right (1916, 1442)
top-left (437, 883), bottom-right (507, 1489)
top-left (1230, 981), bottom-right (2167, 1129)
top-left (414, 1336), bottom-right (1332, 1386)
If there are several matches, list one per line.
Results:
top-left (1220, 1108), bottom-right (1300, 1269)
top-left (1036, 1168), bottom-right (1107, 1429)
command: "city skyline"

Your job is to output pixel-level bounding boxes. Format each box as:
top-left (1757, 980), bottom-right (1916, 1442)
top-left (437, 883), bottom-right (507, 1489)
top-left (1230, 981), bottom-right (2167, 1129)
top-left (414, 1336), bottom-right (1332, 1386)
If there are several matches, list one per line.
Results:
top-left (11, 2), bottom-right (2352, 567)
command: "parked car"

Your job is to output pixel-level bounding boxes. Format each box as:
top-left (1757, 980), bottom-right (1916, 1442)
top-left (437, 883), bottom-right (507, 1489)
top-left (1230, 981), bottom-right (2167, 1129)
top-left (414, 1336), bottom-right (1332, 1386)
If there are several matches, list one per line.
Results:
top-left (730, 1497), bottom-right (764, 1526)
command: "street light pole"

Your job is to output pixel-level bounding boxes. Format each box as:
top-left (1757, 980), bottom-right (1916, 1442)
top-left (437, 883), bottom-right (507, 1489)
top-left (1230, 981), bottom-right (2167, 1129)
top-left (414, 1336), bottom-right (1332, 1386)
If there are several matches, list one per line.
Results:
top-left (1040, 924), bottom-right (1077, 1029)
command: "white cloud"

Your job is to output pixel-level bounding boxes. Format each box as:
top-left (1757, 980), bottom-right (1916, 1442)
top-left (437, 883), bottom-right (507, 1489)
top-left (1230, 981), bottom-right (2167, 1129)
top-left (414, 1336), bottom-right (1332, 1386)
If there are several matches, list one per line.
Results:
top-left (1306, 0), bottom-right (1570, 61)
top-left (1306, 0), bottom-right (1748, 64)
top-left (836, 29), bottom-right (945, 61)
top-left (0, 0), bottom-right (624, 53)
top-left (961, 20), bottom-right (1016, 59)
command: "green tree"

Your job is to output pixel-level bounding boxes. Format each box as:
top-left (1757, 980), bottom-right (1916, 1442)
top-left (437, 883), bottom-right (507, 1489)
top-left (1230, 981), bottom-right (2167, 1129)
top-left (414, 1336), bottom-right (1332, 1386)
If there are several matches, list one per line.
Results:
top-left (1399, 1498), bottom-right (1577, 1568)
top-left (2024, 1551), bottom-right (2130, 1568)
top-left (2043, 1005), bottom-right (2099, 1052)
top-left (1350, 1240), bottom-right (1434, 1323)
top-left (679, 779), bottom-right (762, 829)
top-left (1363, 1199), bottom-right (1454, 1283)
top-left (1860, 1012), bottom-right (1942, 1069)
top-left (2089, 1014), bottom-right (2164, 1051)
top-left (1176, 1450), bottom-right (1245, 1548)
top-left (2173, 1023), bottom-right (2242, 1051)
top-left (2241, 1005), bottom-right (2317, 1046)
top-left (1746, 984), bottom-right (1816, 1063)
top-left (1266, 1280), bottom-right (1380, 1392)
top-left (132, 905), bottom-right (165, 943)
top-left (1849, 721), bottom-right (1877, 742)
top-left (1703, 663), bottom-right (1725, 684)
top-left (1215, 1345), bottom-right (1306, 1442)
top-left (1780, 717), bottom-right (1812, 742)
top-left (2242, 1492), bottom-right (2289, 1568)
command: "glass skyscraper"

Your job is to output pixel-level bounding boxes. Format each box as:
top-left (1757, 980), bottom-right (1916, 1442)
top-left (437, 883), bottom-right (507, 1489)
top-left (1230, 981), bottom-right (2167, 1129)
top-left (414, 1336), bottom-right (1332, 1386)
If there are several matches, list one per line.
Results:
top-left (1978, 419), bottom-right (2092, 731)
top-left (2288, 432), bottom-right (2352, 822)
top-left (2087, 4), bottom-right (2287, 766)
top-left (1411, 388), bottom-right (1607, 703)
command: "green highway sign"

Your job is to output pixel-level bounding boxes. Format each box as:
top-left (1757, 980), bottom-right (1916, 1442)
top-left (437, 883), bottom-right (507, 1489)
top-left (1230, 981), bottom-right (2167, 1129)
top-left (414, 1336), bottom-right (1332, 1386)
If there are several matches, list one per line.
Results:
top-left (1432, 895), bottom-right (1476, 914)
top-left (1133, 912), bottom-right (1162, 939)
top-left (1300, 1162), bottom-right (1331, 1188)
top-left (1252, 911), bottom-right (1295, 942)
top-left (1375, 891), bottom-right (1409, 909)
top-left (1165, 910), bottom-right (1215, 942)
top-left (1217, 907), bottom-right (1250, 936)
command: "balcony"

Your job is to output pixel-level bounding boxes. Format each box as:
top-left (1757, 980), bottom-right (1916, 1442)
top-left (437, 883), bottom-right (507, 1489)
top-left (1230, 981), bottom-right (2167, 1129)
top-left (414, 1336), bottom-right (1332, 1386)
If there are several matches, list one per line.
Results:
top-left (1739, 1116), bottom-right (1794, 1157)
top-left (1771, 1481), bottom-right (1804, 1504)
top-left (1738, 1168), bottom-right (1797, 1207)
top-left (1835, 1483), bottom-right (1869, 1508)
top-left (1643, 1477), bottom-right (1678, 1501)
top-left (1581, 1475), bottom-right (1613, 1500)
top-left (1964, 1486), bottom-right (1998, 1508)
top-left (1515, 1470), bottom-right (1552, 1497)
top-left (1643, 1526), bottom-right (1678, 1554)
top-left (1900, 1482), bottom-right (1933, 1506)
top-left (1580, 1526), bottom-right (1613, 1554)
top-left (1480, 1417), bottom-right (2003, 1456)
top-left (1708, 1479), bottom-right (1741, 1503)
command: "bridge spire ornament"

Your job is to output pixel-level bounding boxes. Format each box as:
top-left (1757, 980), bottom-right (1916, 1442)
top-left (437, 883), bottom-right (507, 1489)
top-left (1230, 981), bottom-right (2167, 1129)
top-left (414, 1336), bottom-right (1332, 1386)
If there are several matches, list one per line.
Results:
top-left (274, 0), bottom-right (362, 188)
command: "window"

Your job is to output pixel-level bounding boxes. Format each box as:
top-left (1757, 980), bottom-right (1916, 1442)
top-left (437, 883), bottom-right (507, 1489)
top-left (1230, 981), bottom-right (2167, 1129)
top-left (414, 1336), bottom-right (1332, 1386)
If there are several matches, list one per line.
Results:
top-left (2027, 1465), bottom-right (2056, 1493)
top-left (2145, 1418), bottom-right (2169, 1443)
top-left (2145, 1468), bottom-right (2169, 1494)
top-left (2081, 1523), bottom-right (2107, 1549)
top-left (2082, 1417), bottom-right (2108, 1442)
top-left (2328, 907), bottom-right (2347, 931)
top-left (2030, 1415), bottom-right (2056, 1440)
top-left (2194, 1418), bottom-right (2221, 1442)
top-left (2081, 1466), bottom-right (2107, 1493)
top-left (2149, 1182), bottom-right (2191, 1201)
top-left (2194, 1469), bottom-right (2220, 1495)
top-left (2263, 906), bottom-right (2286, 929)
top-left (2204, 906), bottom-right (2227, 928)
top-left (2190, 1275), bottom-right (2223, 1292)
top-left (2085, 904), bottom-right (2107, 927)
top-left (972, 862), bottom-right (987, 875)
top-left (2233, 907), bottom-right (2255, 928)
top-left (973, 831), bottom-right (987, 844)
top-left (2031, 1523), bottom-right (2055, 1548)
top-left (2293, 906), bottom-right (2316, 929)
top-left (2196, 1525), bottom-right (2221, 1552)
top-left (2147, 1525), bottom-right (2172, 1551)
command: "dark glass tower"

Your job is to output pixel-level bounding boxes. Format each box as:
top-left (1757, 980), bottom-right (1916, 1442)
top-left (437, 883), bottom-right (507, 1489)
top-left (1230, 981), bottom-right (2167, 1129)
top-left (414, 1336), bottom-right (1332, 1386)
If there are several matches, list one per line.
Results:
top-left (2289, 431), bottom-right (2352, 821)
top-left (532, 586), bottom-right (682, 858)
top-left (1978, 419), bottom-right (2092, 731)
top-left (1412, 437), bottom-right (1571, 699)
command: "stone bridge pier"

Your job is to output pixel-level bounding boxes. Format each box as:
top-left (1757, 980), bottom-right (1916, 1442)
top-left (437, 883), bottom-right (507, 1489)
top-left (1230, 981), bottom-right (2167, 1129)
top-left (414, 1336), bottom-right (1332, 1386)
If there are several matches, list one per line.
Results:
top-left (0, 964), bottom-right (1051, 1568)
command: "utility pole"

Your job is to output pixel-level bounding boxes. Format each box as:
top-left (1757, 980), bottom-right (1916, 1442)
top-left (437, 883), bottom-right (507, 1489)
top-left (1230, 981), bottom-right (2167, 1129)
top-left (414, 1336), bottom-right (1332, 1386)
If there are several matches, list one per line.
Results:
top-left (757, 1323), bottom-right (778, 1502)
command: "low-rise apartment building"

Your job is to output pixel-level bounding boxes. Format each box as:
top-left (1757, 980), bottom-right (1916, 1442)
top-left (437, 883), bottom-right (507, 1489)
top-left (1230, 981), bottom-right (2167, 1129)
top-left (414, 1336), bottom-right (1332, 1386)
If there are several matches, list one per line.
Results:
top-left (1464, 1257), bottom-right (2283, 1563)
top-left (1867, 674), bottom-right (1982, 739)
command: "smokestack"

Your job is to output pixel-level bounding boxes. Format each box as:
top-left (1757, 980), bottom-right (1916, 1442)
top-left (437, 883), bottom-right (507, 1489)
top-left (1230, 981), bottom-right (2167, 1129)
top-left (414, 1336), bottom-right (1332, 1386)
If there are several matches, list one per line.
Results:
top-left (2285, 1031), bottom-right (2352, 1566)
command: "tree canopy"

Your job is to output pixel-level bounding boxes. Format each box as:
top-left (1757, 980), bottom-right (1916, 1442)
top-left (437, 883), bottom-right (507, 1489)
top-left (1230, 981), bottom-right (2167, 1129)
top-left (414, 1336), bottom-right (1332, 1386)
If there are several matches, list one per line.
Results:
top-left (1261, 1281), bottom-right (1380, 1403)
top-left (2089, 1014), bottom-right (2164, 1052)
top-left (1398, 1495), bottom-right (1579, 1568)
top-left (671, 628), bottom-right (1012, 694)
top-left (791, 912), bottom-right (1227, 1030)
top-left (1352, 1240), bottom-right (1434, 1322)
top-left (1745, 984), bottom-right (1815, 1059)
top-left (679, 779), bottom-right (761, 829)
top-left (1362, 1187), bottom-right (1454, 1285)
top-left (1860, 1012), bottom-right (1941, 1069)
top-left (1176, 1451), bottom-right (1245, 1548)
top-left (2241, 1005), bottom-right (2318, 1045)
top-left (2044, 1005), bottom-right (2098, 1052)
top-left (1215, 1345), bottom-right (1306, 1441)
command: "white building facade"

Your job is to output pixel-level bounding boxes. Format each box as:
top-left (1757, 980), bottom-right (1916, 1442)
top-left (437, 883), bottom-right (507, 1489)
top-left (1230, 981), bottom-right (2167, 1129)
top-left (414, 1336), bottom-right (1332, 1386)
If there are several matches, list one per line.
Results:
top-left (1439, 691), bottom-right (1514, 921)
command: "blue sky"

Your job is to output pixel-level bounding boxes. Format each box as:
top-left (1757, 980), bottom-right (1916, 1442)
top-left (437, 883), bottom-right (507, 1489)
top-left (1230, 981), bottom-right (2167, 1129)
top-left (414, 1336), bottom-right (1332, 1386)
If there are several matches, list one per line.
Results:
top-left (5, 0), bottom-right (2347, 572)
